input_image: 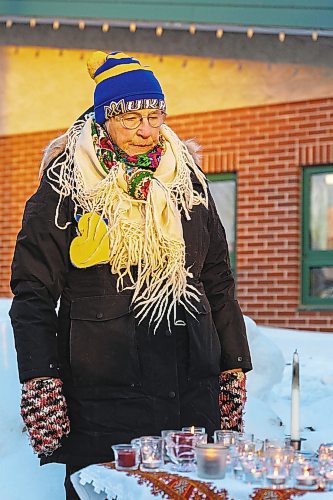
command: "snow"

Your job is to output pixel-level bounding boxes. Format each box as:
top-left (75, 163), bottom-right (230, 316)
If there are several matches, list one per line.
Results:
top-left (0, 298), bottom-right (333, 499)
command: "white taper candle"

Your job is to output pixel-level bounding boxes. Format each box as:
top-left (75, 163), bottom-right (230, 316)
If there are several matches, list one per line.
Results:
top-left (290, 349), bottom-right (300, 441)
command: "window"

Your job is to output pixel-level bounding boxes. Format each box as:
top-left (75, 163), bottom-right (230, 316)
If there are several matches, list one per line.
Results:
top-left (302, 166), bottom-right (333, 307)
top-left (207, 173), bottom-right (237, 273)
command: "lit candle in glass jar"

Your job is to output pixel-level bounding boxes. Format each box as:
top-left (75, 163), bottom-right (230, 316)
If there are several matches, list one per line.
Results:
top-left (195, 444), bottom-right (228, 479)
top-left (142, 456), bottom-right (161, 470)
top-left (296, 469), bottom-right (317, 487)
top-left (266, 467), bottom-right (286, 486)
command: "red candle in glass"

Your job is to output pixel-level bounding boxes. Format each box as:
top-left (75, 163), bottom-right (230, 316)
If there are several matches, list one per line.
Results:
top-left (172, 432), bottom-right (195, 459)
top-left (172, 432), bottom-right (193, 441)
top-left (117, 449), bottom-right (136, 468)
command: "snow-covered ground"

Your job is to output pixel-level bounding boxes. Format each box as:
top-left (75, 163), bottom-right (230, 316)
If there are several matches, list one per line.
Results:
top-left (1, 298), bottom-right (332, 500)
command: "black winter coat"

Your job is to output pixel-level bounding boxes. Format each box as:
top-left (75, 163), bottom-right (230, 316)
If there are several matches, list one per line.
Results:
top-left (10, 152), bottom-right (252, 467)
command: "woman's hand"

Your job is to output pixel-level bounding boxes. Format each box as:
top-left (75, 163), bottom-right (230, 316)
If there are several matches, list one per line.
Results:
top-left (218, 371), bottom-right (246, 432)
top-left (21, 377), bottom-right (70, 455)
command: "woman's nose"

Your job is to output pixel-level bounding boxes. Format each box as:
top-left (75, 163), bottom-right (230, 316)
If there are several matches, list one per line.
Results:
top-left (136, 118), bottom-right (153, 137)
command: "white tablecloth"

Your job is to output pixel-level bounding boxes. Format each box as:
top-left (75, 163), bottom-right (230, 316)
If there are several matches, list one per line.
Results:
top-left (71, 463), bottom-right (332, 500)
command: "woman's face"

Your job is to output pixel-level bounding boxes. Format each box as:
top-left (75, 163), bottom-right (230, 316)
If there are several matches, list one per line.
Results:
top-left (105, 109), bottom-right (164, 155)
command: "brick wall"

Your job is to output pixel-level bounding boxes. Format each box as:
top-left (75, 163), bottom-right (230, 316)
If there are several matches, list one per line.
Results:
top-left (167, 97), bottom-right (333, 332)
top-left (0, 129), bottom-right (64, 296)
top-left (1, 97), bottom-right (333, 331)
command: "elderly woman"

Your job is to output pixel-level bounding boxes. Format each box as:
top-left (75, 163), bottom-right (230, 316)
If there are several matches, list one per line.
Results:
top-left (10, 51), bottom-right (252, 498)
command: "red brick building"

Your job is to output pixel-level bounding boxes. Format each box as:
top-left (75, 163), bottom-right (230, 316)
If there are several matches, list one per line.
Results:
top-left (1, 2), bottom-right (333, 331)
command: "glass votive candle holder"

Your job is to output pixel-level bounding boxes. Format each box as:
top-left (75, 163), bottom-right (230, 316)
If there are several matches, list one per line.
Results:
top-left (319, 443), bottom-right (333, 472)
top-left (265, 446), bottom-right (295, 472)
top-left (195, 444), bottom-right (228, 479)
top-left (161, 430), bottom-right (180, 462)
top-left (130, 438), bottom-right (142, 460)
top-left (265, 465), bottom-right (288, 487)
top-left (166, 432), bottom-right (199, 472)
top-left (140, 436), bottom-right (164, 471)
top-left (236, 432), bottom-right (255, 443)
top-left (294, 462), bottom-right (318, 488)
top-left (237, 439), bottom-right (256, 456)
top-left (130, 437), bottom-right (141, 447)
top-left (182, 426), bottom-right (206, 435)
top-left (112, 444), bottom-right (139, 471)
top-left (295, 472), bottom-right (318, 488)
top-left (319, 443), bottom-right (333, 459)
top-left (242, 458), bottom-right (265, 485)
top-left (214, 430), bottom-right (237, 446)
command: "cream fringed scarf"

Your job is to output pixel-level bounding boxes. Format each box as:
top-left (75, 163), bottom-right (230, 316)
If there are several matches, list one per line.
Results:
top-left (44, 114), bottom-right (208, 330)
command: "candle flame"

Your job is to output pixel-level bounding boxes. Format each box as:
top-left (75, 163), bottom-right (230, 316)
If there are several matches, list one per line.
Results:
top-left (206, 449), bottom-right (217, 459)
top-left (190, 426), bottom-right (195, 434)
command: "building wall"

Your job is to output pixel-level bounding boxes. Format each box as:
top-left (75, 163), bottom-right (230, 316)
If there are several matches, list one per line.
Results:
top-left (169, 97), bottom-right (333, 332)
top-left (1, 96), bottom-right (332, 331)
top-left (1, 46), bottom-right (333, 135)
top-left (0, 128), bottom-right (63, 298)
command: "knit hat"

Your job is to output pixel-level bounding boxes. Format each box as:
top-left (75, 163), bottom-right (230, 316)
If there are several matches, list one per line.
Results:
top-left (87, 51), bottom-right (166, 124)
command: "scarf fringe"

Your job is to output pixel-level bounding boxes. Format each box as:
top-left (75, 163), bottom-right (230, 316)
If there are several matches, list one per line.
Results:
top-left (46, 117), bottom-right (208, 330)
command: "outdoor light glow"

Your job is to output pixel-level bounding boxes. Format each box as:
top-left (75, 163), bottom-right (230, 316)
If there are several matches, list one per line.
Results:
top-left (247, 28), bottom-right (254, 39)
top-left (325, 174), bottom-right (333, 185)
top-left (79, 20), bottom-right (85, 30)
top-left (53, 20), bottom-right (60, 30)
top-left (312, 31), bottom-right (318, 41)
top-left (189, 24), bottom-right (196, 35)
top-left (102, 23), bottom-right (109, 32)
top-left (6, 19), bottom-right (13, 28)
top-left (156, 26), bottom-right (163, 36)
top-left (279, 32), bottom-right (285, 42)
top-left (216, 29), bottom-right (223, 39)
top-left (29, 18), bottom-right (36, 28)
top-left (129, 22), bottom-right (136, 33)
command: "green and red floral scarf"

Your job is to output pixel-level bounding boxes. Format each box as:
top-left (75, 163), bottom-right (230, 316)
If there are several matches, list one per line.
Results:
top-left (91, 119), bottom-right (165, 200)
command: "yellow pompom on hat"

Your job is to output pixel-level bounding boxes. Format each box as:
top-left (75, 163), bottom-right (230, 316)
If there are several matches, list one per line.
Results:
top-left (86, 50), bottom-right (166, 124)
top-left (87, 50), bottom-right (108, 80)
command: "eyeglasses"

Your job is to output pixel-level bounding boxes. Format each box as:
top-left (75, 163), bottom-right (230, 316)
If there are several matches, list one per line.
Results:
top-left (114, 111), bottom-right (165, 130)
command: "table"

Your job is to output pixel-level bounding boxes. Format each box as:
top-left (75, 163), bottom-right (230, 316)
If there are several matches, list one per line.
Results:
top-left (71, 462), bottom-right (331, 499)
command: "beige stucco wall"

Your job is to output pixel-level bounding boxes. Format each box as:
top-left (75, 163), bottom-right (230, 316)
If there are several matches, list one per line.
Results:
top-left (1, 46), bottom-right (333, 135)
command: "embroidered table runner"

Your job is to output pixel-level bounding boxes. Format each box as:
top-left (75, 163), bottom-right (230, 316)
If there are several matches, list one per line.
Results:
top-left (71, 462), bottom-right (329, 500)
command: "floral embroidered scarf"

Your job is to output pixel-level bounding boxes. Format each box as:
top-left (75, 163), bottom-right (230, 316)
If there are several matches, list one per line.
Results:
top-left (91, 119), bottom-right (165, 200)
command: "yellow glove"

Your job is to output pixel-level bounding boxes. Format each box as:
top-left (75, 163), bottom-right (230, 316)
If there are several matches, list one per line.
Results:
top-left (70, 212), bottom-right (110, 268)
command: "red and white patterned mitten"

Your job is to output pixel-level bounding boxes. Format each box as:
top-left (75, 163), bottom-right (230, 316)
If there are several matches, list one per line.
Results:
top-left (219, 371), bottom-right (246, 432)
top-left (21, 378), bottom-right (70, 455)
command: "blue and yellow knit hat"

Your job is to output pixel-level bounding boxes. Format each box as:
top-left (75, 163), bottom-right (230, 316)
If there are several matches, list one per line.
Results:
top-left (87, 51), bottom-right (166, 124)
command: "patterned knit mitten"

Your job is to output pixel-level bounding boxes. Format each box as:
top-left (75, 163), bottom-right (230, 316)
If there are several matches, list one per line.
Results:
top-left (21, 378), bottom-right (70, 455)
top-left (218, 371), bottom-right (246, 432)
